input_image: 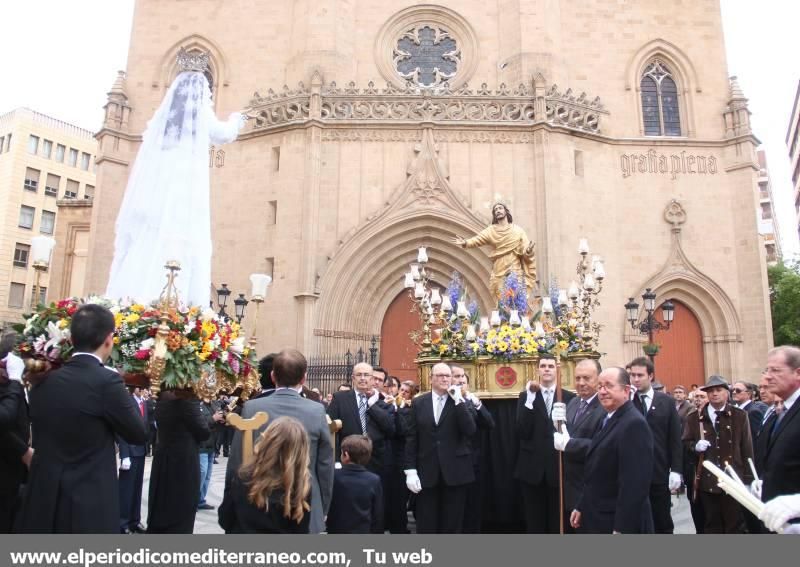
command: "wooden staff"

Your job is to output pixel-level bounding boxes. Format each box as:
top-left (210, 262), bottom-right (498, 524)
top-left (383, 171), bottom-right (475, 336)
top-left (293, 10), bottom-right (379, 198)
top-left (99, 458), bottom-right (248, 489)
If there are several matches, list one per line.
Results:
top-left (327, 415), bottom-right (342, 457)
top-left (556, 359), bottom-right (565, 535)
top-left (227, 411), bottom-right (269, 466)
top-left (693, 412), bottom-right (705, 498)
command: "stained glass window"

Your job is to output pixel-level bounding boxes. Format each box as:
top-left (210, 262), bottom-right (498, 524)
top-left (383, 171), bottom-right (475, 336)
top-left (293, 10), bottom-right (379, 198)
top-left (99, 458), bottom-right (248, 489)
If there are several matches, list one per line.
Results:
top-left (640, 61), bottom-right (681, 136)
top-left (394, 26), bottom-right (460, 87)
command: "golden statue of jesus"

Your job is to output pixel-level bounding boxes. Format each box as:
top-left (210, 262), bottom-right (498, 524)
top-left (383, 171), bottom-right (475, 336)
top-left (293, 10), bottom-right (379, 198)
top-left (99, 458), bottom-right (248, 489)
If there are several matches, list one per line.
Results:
top-left (453, 203), bottom-right (537, 300)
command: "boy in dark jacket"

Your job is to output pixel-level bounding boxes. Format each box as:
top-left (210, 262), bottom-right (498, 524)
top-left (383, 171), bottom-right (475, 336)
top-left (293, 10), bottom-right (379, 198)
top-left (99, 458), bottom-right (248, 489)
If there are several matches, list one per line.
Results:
top-left (326, 435), bottom-right (383, 533)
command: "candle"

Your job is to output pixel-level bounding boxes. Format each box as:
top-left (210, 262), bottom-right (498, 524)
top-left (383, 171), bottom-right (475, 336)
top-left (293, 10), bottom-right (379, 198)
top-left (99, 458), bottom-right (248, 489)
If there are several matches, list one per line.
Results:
top-left (430, 289), bottom-right (442, 305)
top-left (479, 317), bottom-right (490, 333)
top-left (465, 324), bottom-right (477, 341)
top-left (558, 289), bottom-right (568, 306)
top-left (521, 316), bottom-right (531, 331)
top-left (578, 238), bottom-right (590, 255)
top-left (541, 297), bottom-right (554, 314)
top-left (568, 281), bottom-right (580, 299)
top-left (583, 274), bottom-right (596, 291)
top-left (249, 273), bottom-right (272, 299)
top-left (404, 272), bottom-right (415, 289)
top-left (417, 246), bottom-right (428, 264)
top-left (509, 310), bottom-right (521, 326)
top-left (534, 322), bottom-right (545, 336)
top-left (490, 310), bottom-right (501, 327)
top-left (410, 263), bottom-right (421, 280)
top-left (31, 236), bottom-right (56, 265)
top-left (593, 261), bottom-right (606, 279)
top-left (441, 295), bottom-right (453, 312)
top-left (414, 282), bottom-right (425, 299)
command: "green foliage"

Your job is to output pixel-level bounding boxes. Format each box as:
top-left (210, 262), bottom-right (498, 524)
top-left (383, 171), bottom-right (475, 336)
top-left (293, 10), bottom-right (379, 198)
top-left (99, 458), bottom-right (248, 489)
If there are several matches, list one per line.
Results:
top-left (768, 260), bottom-right (800, 345)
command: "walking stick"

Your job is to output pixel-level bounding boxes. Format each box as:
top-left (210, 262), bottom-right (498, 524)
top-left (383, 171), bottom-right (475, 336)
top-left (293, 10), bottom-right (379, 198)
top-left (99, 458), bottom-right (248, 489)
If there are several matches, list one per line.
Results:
top-left (556, 359), bottom-right (564, 535)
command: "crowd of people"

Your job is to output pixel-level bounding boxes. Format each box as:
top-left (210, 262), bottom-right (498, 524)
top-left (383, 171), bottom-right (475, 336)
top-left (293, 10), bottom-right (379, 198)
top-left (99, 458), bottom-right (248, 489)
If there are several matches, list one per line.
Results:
top-left (1, 303), bottom-right (800, 534)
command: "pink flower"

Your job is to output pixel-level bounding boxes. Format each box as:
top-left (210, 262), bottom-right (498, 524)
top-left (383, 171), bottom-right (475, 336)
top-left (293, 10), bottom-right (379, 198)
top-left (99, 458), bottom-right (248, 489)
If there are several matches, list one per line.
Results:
top-left (134, 349), bottom-right (151, 360)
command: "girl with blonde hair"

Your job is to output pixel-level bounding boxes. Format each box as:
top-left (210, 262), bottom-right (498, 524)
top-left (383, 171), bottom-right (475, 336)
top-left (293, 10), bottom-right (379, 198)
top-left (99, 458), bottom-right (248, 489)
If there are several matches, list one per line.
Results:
top-left (218, 416), bottom-right (311, 533)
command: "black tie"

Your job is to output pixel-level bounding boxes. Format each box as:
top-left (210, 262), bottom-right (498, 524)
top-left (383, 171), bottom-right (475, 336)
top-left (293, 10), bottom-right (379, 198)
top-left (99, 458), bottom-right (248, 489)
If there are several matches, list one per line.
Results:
top-left (638, 394), bottom-right (648, 416)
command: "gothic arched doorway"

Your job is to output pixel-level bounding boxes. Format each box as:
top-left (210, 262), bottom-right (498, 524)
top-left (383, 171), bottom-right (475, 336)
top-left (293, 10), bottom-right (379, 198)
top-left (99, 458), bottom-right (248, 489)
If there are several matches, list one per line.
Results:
top-left (380, 290), bottom-right (421, 382)
top-left (653, 300), bottom-right (705, 391)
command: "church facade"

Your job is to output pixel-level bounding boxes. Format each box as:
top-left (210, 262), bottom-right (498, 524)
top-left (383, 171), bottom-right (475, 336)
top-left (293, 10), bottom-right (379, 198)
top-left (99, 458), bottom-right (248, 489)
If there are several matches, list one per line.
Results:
top-left (85, 0), bottom-right (772, 387)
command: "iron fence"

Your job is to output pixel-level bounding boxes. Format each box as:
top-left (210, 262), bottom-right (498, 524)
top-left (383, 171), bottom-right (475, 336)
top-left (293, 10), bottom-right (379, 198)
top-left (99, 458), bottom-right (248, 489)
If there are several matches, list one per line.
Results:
top-left (306, 335), bottom-right (379, 395)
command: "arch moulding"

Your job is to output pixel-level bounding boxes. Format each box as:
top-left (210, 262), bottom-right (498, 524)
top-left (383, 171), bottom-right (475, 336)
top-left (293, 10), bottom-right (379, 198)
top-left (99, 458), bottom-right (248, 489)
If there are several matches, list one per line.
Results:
top-left (153, 34), bottom-right (231, 96)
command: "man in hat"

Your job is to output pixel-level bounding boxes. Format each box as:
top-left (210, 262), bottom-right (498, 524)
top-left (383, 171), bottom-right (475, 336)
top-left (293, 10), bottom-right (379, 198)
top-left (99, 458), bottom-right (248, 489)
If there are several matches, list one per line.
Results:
top-left (452, 202), bottom-right (537, 300)
top-left (683, 375), bottom-right (753, 533)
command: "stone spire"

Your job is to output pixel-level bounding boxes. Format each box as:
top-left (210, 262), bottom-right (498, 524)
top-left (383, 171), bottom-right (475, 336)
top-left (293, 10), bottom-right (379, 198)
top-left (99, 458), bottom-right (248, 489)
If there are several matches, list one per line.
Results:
top-left (724, 75), bottom-right (751, 137)
top-left (103, 70), bottom-right (131, 130)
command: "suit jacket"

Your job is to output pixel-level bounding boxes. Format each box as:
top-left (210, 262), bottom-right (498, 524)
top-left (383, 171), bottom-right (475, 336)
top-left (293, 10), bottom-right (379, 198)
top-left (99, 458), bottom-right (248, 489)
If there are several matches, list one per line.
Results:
top-left (404, 392), bottom-right (477, 488)
top-left (741, 400), bottom-right (768, 444)
top-left (0, 379), bottom-right (30, 490)
top-left (676, 400), bottom-right (693, 422)
top-left (577, 401), bottom-right (654, 534)
top-left (117, 395), bottom-right (148, 459)
top-left (326, 464), bottom-right (383, 533)
top-left (755, 392), bottom-right (800, 502)
top-left (226, 388), bottom-right (334, 534)
top-left (562, 394), bottom-right (605, 512)
top-left (327, 390), bottom-right (395, 473)
top-left (513, 388), bottom-right (575, 487)
top-left (467, 400), bottom-right (495, 469)
top-left (16, 355), bottom-right (147, 533)
top-left (633, 390), bottom-right (682, 486)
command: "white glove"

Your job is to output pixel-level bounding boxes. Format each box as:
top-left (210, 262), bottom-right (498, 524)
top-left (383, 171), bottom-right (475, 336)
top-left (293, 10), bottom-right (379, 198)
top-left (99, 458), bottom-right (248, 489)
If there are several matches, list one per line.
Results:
top-left (447, 385), bottom-right (464, 405)
top-left (750, 479), bottom-right (763, 500)
top-left (404, 469), bottom-right (422, 494)
top-left (784, 524), bottom-right (800, 535)
top-left (524, 382), bottom-right (536, 409)
top-left (668, 472), bottom-right (682, 492)
top-left (759, 494), bottom-right (800, 533)
top-left (3, 353), bottom-right (25, 382)
top-left (553, 423), bottom-right (570, 452)
top-left (695, 440), bottom-right (711, 453)
top-left (120, 457), bottom-right (131, 471)
top-left (367, 389), bottom-right (380, 407)
top-left (334, 462), bottom-right (342, 470)
top-left (551, 402), bottom-right (567, 423)
top-left (467, 392), bottom-right (482, 409)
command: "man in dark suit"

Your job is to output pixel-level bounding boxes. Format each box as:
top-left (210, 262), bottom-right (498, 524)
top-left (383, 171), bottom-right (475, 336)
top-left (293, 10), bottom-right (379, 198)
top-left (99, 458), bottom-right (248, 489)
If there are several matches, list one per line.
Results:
top-left (514, 354), bottom-right (575, 533)
top-left (552, 358), bottom-right (605, 532)
top-left (404, 362), bottom-right (477, 533)
top-left (571, 367), bottom-right (654, 534)
top-left (732, 381), bottom-right (768, 442)
top-left (16, 304), bottom-right (147, 533)
top-left (326, 434), bottom-right (383, 533)
top-left (117, 386), bottom-right (149, 533)
top-left (226, 349), bottom-right (333, 534)
top-left (628, 356), bottom-right (682, 533)
top-left (753, 346), bottom-right (800, 507)
top-left (1, 340), bottom-right (31, 533)
top-left (451, 365), bottom-right (495, 533)
top-left (327, 362), bottom-right (395, 474)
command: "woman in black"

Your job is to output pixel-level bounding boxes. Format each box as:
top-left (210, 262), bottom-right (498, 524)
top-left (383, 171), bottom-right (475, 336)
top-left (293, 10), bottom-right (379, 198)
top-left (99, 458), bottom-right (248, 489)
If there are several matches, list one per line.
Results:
top-left (146, 389), bottom-right (210, 533)
top-left (219, 416), bottom-right (311, 533)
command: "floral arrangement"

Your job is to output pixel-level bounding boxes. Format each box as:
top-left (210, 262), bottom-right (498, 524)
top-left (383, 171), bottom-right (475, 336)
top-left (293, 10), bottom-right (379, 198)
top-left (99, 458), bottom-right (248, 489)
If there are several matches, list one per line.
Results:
top-left (425, 273), bottom-right (593, 361)
top-left (13, 296), bottom-right (258, 391)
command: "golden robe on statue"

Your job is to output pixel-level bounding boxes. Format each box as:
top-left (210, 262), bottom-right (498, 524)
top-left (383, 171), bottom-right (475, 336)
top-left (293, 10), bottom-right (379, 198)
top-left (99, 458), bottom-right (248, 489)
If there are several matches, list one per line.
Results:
top-left (464, 223), bottom-right (537, 300)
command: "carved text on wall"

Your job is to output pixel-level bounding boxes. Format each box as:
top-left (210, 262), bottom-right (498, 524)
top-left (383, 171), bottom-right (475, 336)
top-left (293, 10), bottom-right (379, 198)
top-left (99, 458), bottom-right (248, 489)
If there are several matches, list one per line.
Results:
top-left (620, 149), bottom-right (718, 179)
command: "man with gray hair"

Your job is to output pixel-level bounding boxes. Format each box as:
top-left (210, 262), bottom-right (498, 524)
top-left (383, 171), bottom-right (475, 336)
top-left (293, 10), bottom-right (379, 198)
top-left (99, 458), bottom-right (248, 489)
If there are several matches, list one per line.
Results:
top-left (404, 362), bottom-right (477, 532)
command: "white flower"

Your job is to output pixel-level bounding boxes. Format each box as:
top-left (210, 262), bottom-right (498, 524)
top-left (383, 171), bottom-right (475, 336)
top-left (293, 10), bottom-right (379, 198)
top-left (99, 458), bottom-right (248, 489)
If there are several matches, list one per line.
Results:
top-left (33, 334), bottom-right (47, 354)
top-left (24, 313), bottom-right (39, 335)
top-left (220, 351), bottom-right (230, 364)
top-left (139, 338), bottom-right (155, 350)
top-left (201, 308), bottom-right (216, 322)
top-left (44, 320), bottom-right (69, 352)
top-left (230, 337), bottom-right (245, 354)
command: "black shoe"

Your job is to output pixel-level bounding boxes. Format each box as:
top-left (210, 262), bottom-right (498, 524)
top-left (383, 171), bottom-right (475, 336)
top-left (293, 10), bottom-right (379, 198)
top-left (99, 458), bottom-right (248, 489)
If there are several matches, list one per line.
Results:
top-left (122, 528), bottom-right (135, 534)
top-left (130, 523), bottom-right (147, 534)
top-left (197, 503), bottom-right (214, 511)
top-left (213, 459), bottom-right (219, 464)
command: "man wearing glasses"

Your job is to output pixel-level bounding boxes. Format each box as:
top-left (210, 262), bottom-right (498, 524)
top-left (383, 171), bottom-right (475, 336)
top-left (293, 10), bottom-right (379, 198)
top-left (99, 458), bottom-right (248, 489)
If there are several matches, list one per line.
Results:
top-left (731, 381), bottom-right (768, 442)
top-left (403, 363), bottom-right (477, 533)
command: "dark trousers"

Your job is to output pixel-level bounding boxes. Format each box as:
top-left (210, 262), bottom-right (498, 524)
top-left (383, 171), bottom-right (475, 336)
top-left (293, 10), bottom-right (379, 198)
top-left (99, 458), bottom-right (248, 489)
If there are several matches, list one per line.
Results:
top-left (146, 427), bottom-right (157, 456)
top-left (415, 481), bottom-right (467, 533)
top-left (119, 456), bottom-right (145, 530)
top-left (384, 467), bottom-right (409, 533)
top-left (649, 483), bottom-right (674, 534)
top-left (520, 480), bottom-right (560, 534)
top-left (700, 491), bottom-right (745, 533)
top-left (215, 427), bottom-right (233, 456)
top-left (0, 483), bottom-right (23, 533)
top-left (689, 488), bottom-right (705, 534)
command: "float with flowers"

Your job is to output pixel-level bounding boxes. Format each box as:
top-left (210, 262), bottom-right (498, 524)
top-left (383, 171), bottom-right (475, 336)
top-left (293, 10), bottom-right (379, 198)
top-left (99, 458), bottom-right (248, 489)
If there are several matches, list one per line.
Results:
top-left (405, 241), bottom-right (605, 398)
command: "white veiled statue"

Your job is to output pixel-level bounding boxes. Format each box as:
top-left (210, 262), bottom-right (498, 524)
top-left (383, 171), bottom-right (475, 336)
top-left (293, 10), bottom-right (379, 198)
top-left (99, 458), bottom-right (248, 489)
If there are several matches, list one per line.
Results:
top-left (106, 55), bottom-right (244, 306)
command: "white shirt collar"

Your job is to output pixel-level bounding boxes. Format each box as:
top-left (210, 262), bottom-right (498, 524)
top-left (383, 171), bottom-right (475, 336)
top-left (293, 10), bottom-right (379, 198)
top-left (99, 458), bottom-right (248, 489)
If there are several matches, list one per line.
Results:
top-left (582, 393), bottom-right (598, 404)
top-left (738, 399), bottom-right (751, 410)
top-left (71, 352), bottom-right (104, 364)
top-left (783, 387), bottom-right (800, 412)
top-left (276, 385), bottom-right (303, 393)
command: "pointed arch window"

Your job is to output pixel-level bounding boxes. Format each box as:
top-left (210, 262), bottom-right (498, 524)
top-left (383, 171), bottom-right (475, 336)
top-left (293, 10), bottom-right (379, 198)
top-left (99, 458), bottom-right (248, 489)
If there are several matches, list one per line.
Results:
top-left (641, 61), bottom-right (681, 136)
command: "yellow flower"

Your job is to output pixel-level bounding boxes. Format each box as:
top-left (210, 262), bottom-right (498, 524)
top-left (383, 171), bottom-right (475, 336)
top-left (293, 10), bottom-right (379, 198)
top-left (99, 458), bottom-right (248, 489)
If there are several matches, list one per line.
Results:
top-left (188, 306), bottom-right (199, 317)
top-left (470, 342), bottom-right (479, 351)
top-left (201, 320), bottom-right (216, 338)
top-left (497, 342), bottom-right (508, 352)
top-left (487, 330), bottom-right (497, 340)
top-left (439, 344), bottom-right (448, 355)
top-left (487, 344), bottom-right (496, 353)
top-left (114, 312), bottom-right (124, 328)
top-left (197, 351), bottom-right (210, 361)
top-left (125, 313), bottom-right (140, 324)
top-left (113, 336), bottom-right (120, 345)
top-left (58, 318), bottom-right (68, 329)
top-left (130, 304), bottom-right (145, 313)
top-left (510, 340), bottom-right (521, 351)
top-left (243, 347), bottom-right (250, 357)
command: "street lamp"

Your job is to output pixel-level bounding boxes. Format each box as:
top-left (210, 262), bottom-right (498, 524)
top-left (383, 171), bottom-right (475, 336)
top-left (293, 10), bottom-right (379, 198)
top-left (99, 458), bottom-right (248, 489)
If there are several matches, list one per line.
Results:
top-left (216, 283), bottom-right (231, 319)
top-left (624, 288), bottom-right (676, 367)
top-left (30, 236), bottom-right (55, 308)
top-left (233, 293), bottom-right (249, 324)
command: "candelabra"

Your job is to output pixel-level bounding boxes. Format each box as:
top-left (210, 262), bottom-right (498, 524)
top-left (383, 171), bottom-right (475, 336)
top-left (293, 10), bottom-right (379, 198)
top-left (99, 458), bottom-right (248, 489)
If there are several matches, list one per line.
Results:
top-left (624, 288), bottom-right (675, 366)
top-left (29, 236), bottom-right (56, 309)
top-left (403, 247), bottom-right (472, 353)
top-left (149, 260), bottom-right (182, 397)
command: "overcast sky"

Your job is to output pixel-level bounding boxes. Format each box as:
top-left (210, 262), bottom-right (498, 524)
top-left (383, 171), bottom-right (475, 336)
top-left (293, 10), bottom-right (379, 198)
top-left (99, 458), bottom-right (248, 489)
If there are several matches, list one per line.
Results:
top-left (0, 0), bottom-right (797, 258)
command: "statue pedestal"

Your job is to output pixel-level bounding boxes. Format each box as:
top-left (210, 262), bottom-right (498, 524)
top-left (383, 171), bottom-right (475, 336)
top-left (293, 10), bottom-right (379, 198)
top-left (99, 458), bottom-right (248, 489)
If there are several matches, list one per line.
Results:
top-left (416, 353), bottom-right (599, 398)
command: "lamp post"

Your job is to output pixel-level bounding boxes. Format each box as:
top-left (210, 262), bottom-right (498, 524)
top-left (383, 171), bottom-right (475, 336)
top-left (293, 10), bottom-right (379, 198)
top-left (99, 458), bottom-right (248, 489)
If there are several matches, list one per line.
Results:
top-left (624, 288), bottom-right (676, 368)
top-left (216, 283), bottom-right (231, 319)
top-left (248, 274), bottom-right (271, 348)
top-left (233, 293), bottom-right (248, 324)
top-left (30, 236), bottom-right (56, 309)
